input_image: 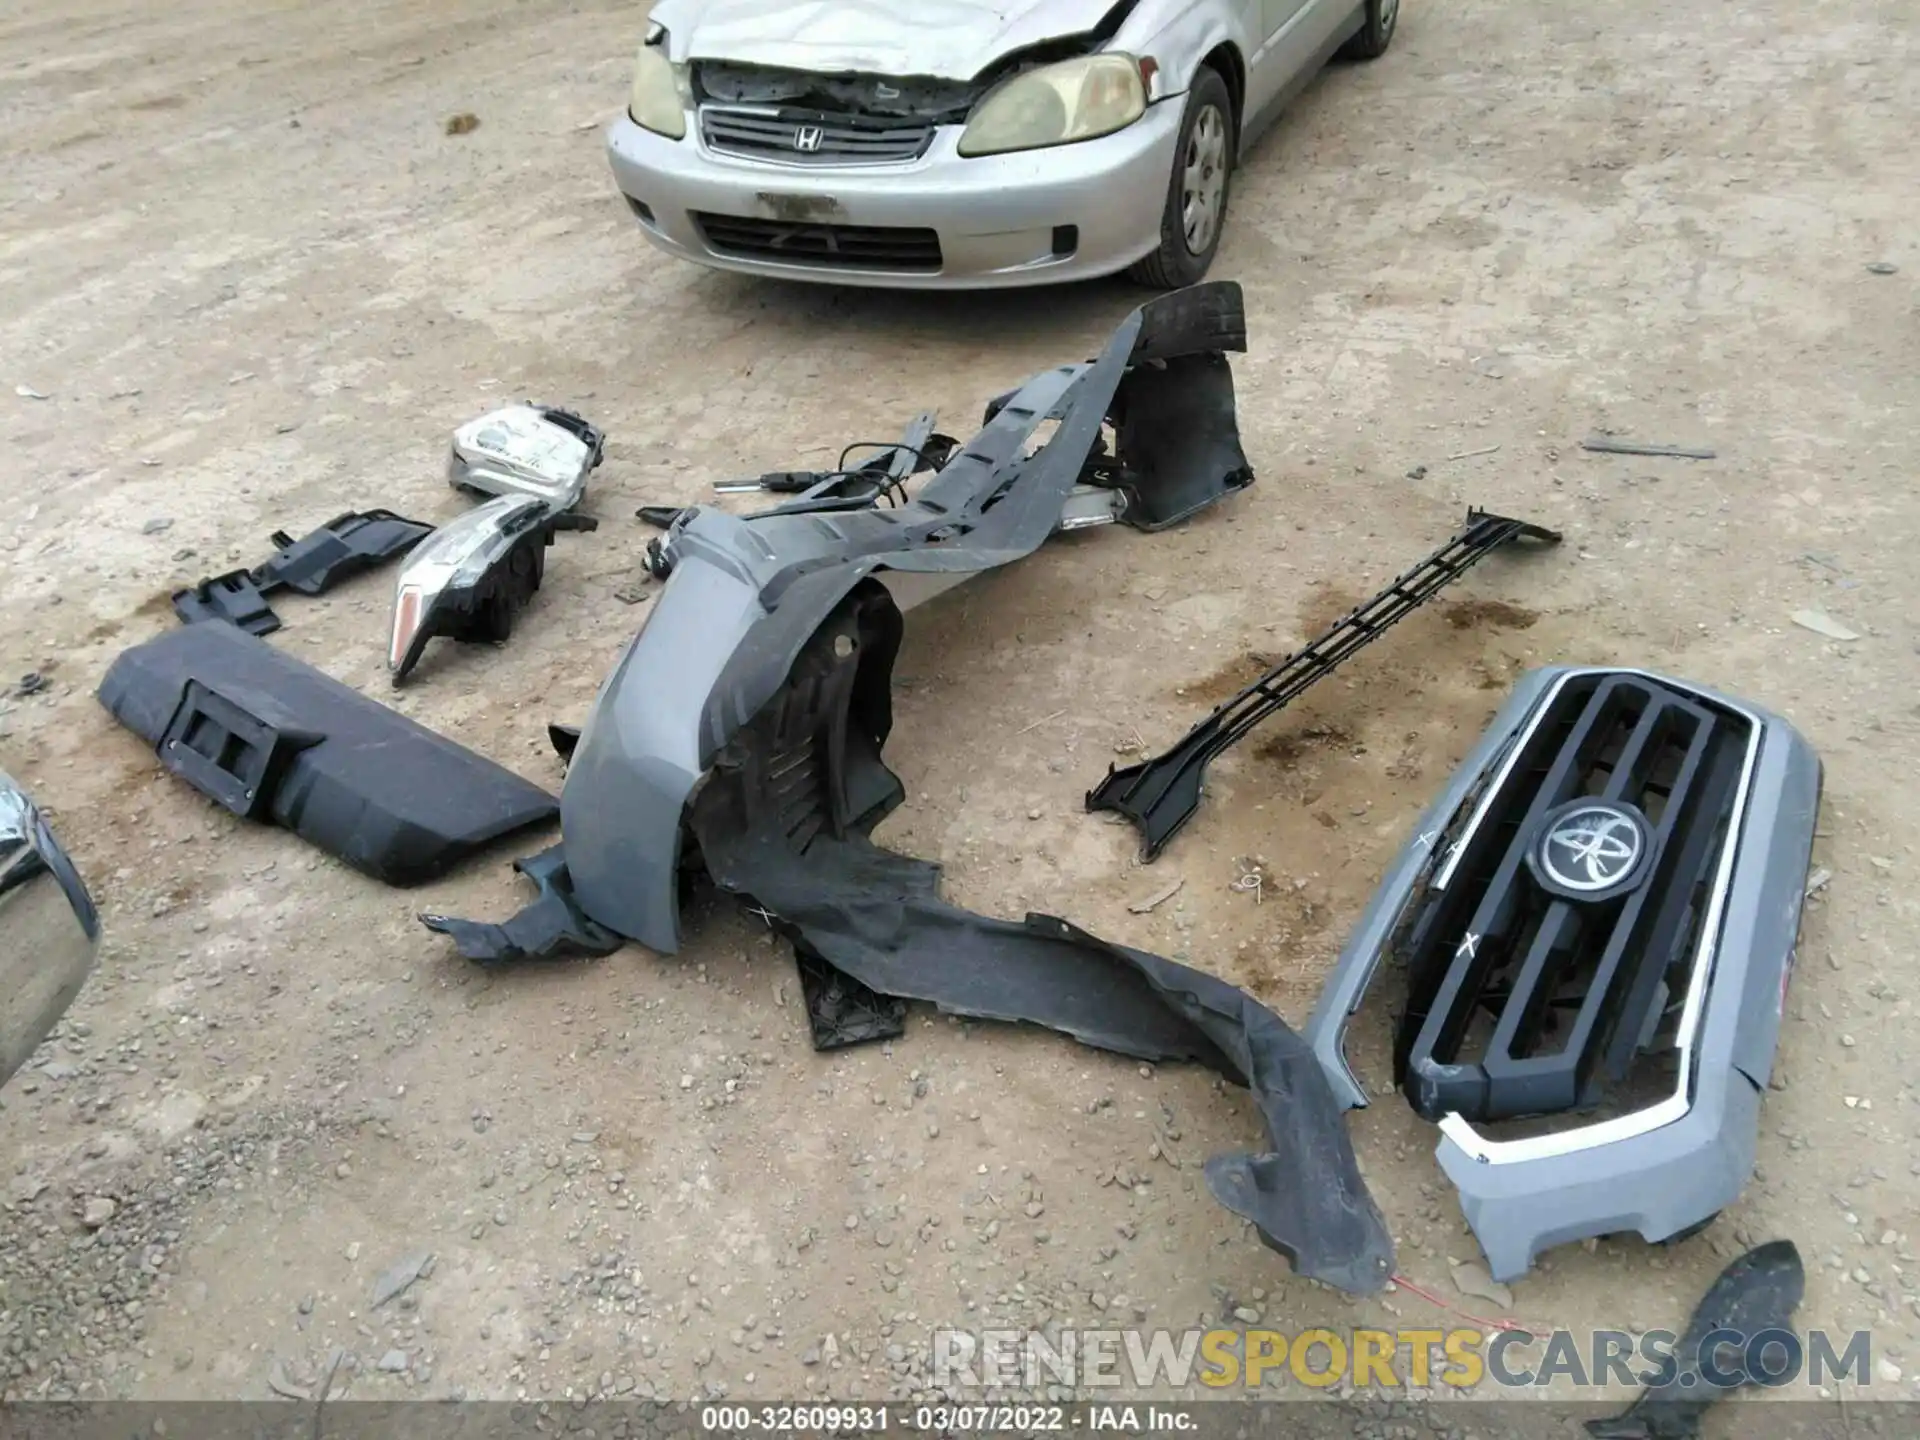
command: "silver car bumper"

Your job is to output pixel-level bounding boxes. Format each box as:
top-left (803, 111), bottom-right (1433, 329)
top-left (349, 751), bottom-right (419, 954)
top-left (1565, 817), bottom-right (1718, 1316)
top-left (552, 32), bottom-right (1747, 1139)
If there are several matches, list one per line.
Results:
top-left (605, 100), bottom-right (1183, 290)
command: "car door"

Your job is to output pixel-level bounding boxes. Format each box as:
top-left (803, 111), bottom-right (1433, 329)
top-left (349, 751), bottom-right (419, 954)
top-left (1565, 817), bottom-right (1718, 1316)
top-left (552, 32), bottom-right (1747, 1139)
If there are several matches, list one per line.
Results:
top-left (1244, 0), bottom-right (1308, 118)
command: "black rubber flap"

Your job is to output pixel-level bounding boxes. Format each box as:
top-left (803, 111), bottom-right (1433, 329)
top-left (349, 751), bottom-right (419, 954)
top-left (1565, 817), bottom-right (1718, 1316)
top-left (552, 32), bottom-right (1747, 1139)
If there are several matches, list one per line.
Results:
top-left (97, 621), bottom-right (558, 885)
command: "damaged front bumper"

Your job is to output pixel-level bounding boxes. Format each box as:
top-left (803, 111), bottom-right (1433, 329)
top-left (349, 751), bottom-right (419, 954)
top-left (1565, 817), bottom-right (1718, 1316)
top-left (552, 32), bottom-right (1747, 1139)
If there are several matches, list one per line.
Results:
top-left (564, 282), bottom-right (1251, 954)
top-left (1302, 665), bottom-right (1821, 1281)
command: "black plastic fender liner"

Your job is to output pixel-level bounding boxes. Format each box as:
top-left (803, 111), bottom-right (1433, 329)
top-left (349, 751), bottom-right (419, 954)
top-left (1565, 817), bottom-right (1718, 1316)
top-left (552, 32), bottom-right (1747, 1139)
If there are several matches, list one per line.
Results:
top-left (686, 808), bottom-right (1395, 1294)
top-left (665, 595), bottom-right (1392, 1294)
top-left (96, 621), bottom-right (558, 885)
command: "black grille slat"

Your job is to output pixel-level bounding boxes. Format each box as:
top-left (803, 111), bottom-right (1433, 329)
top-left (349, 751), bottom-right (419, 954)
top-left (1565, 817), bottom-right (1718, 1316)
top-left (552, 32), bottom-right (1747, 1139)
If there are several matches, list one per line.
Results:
top-left (1395, 673), bottom-right (1752, 1124)
top-left (700, 105), bottom-right (935, 165)
top-left (694, 213), bottom-right (942, 272)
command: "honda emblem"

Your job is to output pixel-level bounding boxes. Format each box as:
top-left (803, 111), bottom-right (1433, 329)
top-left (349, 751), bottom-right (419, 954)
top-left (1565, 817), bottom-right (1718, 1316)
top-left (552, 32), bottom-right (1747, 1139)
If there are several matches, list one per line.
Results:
top-left (792, 124), bottom-right (824, 153)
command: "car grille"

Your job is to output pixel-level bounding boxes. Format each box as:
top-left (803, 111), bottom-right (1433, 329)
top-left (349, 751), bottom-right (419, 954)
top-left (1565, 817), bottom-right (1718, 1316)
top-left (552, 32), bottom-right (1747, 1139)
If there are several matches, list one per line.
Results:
top-left (699, 105), bottom-right (935, 165)
top-left (1393, 671), bottom-right (1756, 1124)
top-left (693, 213), bottom-right (943, 272)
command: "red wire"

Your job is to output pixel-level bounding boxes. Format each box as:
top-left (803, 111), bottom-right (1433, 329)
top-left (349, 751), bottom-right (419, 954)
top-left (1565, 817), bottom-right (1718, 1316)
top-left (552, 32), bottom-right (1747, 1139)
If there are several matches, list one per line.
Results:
top-left (1389, 1271), bottom-right (1540, 1337)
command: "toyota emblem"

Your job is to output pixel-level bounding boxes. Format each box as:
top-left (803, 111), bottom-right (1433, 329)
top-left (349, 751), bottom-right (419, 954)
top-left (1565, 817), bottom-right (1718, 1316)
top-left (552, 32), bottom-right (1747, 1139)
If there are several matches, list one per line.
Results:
top-left (1526, 799), bottom-right (1654, 901)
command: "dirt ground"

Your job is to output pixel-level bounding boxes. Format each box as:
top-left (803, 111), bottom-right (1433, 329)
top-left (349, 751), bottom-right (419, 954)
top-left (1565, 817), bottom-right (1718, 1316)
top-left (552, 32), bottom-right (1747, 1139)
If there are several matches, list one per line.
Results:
top-left (3, 0), bottom-right (1917, 1417)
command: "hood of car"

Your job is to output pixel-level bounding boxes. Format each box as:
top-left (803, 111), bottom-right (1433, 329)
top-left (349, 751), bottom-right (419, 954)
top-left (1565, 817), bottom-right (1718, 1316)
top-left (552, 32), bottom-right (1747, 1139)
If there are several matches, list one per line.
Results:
top-left (655, 0), bottom-right (1117, 82)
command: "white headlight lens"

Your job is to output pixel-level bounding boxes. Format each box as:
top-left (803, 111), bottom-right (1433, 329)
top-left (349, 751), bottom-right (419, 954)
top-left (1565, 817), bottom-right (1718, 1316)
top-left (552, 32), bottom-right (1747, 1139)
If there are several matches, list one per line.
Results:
top-left (630, 39), bottom-right (687, 139)
top-left (958, 54), bottom-right (1147, 158)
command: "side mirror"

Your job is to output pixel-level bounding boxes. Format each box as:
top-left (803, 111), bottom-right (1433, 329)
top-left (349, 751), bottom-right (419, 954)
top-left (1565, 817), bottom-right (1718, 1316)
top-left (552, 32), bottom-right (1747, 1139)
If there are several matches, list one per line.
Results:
top-left (0, 770), bottom-right (99, 1089)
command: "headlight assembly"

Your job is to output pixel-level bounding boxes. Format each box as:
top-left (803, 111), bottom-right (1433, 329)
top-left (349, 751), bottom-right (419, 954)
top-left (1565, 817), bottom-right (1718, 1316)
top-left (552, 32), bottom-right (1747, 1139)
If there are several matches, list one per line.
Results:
top-left (629, 27), bottom-right (688, 139)
top-left (957, 54), bottom-right (1148, 158)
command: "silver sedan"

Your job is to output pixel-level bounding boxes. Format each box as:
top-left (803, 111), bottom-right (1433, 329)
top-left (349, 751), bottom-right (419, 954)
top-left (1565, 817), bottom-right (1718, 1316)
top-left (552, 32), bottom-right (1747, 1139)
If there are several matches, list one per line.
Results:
top-left (606, 0), bottom-right (1399, 290)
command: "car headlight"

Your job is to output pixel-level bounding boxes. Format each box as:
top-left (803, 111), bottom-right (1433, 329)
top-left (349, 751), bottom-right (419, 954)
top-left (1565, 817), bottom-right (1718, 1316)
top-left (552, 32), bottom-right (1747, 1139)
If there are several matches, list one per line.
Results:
top-left (629, 28), bottom-right (687, 140)
top-left (957, 54), bottom-right (1148, 158)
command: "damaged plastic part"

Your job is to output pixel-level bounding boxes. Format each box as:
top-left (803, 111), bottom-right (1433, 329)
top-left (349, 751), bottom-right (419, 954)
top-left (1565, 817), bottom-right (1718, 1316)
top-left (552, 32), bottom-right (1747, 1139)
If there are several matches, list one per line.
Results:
top-left (253, 509), bottom-right (434, 596)
top-left (97, 621), bottom-right (559, 886)
top-left (171, 509), bottom-right (433, 634)
top-left (795, 944), bottom-right (907, 1051)
top-left (1088, 508), bottom-right (1562, 860)
top-left (172, 570), bottom-right (281, 635)
top-left (563, 280), bottom-right (1254, 956)
top-left (1586, 1241), bottom-right (1803, 1439)
top-left (421, 846), bottom-right (620, 964)
top-left (449, 404), bottom-right (605, 510)
top-left (1301, 665), bottom-right (1821, 1282)
top-left (663, 592), bottom-right (1389, 1292)
top-left (388, 495), bottom-right (600, 685)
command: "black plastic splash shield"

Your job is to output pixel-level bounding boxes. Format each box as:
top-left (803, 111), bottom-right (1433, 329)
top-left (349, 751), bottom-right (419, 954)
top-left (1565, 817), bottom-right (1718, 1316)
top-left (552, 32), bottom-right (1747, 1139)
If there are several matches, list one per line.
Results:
top-left (97, 621), bottom-right (558, 885)
top-left (1586, 1240), bottom-right (1804, 1439)
top-left (1088, 507), bottom-right (1562, 859)
top-left (421, 846), bottom-right (620, 964)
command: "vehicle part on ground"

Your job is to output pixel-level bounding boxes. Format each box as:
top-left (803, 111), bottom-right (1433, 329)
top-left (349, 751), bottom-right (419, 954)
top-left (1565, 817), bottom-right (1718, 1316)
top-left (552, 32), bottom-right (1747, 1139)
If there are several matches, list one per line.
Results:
top-left (563, 281), bottom-right (1249, 954)
top-left (637, 505), bottom-right (684, 531)
top-left (388, 495), bottom-right (600, 685)
top-left (449, 404), bottom-right (605, 509)
top-left (97, 621), bottom-right (559, 886)
top-left (0, 770), bottom-right (100, 1089)
top-left (1586, 1241), bottom-right (1804, 1440)
top-left (547, 723), bottom-right (581, 763)
top-left (795, 945), bottom-right (907, 1051)
top-left (672, 594), bottom-right (1390, 1293)
top-left (434, 284), bottom-right (1387, 1288)
top-left (421, 847), bottom-right (621, 965)
top-left (1301, 666), bottom-right (1821, 1282)
top-left (172, 569), bottom-right (282, 635)
top-left (171, 509), bottom-right (434, 636)
top-left (252, 509), bottom-right (434, 597)
top-left (1579, 437), bottom-right (1716, 461)
top-left (1088, 508), bottom-right (1561, 859)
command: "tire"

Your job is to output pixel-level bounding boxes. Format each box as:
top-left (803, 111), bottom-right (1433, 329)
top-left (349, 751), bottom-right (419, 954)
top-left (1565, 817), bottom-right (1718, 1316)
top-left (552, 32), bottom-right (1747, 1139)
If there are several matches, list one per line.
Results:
top-left (1339, 0), bottom-right (1400, 61)
top-left (1126, 66), bottom-right (1234, 289)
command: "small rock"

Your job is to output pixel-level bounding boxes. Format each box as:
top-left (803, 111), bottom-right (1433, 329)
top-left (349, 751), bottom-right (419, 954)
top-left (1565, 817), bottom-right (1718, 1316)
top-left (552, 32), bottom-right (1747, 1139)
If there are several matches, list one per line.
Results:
top-left (1790, 609), bottom-right (1860, 642)
top-left (445, 113), bottom-right (481, 136)
top-left (1877, 1358), bottom-right (1903, 1384)
top-left (1866, 262), bottom-right (1899, 276)
top-left (141, 517), bottom-right (174, 536)
top-left (371, 1251), bottom-right (434, 1309)
top-left (1231, 1306), bottom-right (1260, 1324)
top-left (1447, 1257), bottom-right (1514, 1309)
top-left (81, 1196), bottom-right (117, 1229)
top-left (377, 1350), bottom-right (409, 1374)
top-left (14, 384), bottom-right (49, 400)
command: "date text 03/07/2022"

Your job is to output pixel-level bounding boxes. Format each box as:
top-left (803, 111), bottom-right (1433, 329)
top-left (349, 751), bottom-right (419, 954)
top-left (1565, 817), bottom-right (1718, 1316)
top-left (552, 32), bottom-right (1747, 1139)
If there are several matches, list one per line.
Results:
top-left (698, 1403), bottom-right (1199, 1432)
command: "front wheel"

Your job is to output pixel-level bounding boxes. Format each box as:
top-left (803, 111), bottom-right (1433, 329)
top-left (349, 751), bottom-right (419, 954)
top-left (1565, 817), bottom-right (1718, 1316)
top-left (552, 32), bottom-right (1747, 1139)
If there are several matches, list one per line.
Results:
top-left (1127, 66), bottom-right (1234, 289)
top-left (1339, 0), bottom-right (1400, 61)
